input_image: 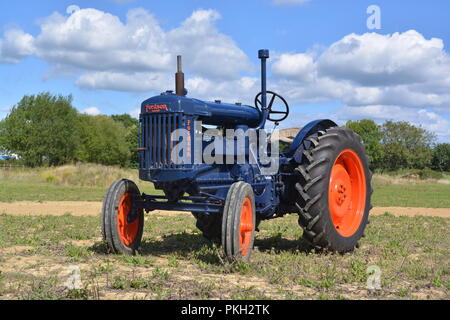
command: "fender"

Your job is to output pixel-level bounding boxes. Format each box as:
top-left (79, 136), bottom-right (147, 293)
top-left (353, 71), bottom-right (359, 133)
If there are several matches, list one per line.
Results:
top-left (284, 119), bottom-right (337, 159)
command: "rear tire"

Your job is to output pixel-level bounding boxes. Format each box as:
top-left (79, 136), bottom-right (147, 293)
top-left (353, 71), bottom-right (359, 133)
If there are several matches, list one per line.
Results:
top-left (294, 127), bottom-right (372, 253)
top-left (102, 179), bottom-right (144, 255)
top-left (222, 182), bottom-right (256, 261)
top-left (192, 211), bottom-right (222, 242)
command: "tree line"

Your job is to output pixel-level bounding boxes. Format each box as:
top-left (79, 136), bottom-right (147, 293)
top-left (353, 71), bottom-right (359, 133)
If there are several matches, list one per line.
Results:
top-left (0, 93), bottom-right (138, 168)
top-left (346, 119), bottom-right (450, 172)
top-left (0, 92), bottom-right (449, 172)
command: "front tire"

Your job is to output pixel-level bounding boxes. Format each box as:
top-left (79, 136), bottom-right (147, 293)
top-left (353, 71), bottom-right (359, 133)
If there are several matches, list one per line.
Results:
top-left (222, 182), bottom-right (256, 261)
top-left (102, 179), bottom-right (144, 255)
top-left (294, 127), bottom-right (372, 253)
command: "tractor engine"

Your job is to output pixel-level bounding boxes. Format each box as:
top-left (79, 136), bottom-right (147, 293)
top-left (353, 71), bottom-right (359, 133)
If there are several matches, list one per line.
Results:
top-left (137, 54), bottom-right (278, 216)
top-left (138, 92), bottom-right (261, 172)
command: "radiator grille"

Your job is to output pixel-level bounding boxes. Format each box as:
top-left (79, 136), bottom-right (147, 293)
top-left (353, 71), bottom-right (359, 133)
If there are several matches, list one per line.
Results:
top-left (140, 113), bottom-right (185, 169)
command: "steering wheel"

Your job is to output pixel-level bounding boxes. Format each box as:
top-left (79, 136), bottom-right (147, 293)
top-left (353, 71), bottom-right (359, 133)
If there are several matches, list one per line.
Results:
top-left (254, 91), bottom-right (290, 122)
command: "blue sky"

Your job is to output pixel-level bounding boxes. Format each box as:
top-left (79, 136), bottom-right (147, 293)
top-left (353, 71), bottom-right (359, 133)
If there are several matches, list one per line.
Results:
top-left (1, 0), bottom-right (450, 141)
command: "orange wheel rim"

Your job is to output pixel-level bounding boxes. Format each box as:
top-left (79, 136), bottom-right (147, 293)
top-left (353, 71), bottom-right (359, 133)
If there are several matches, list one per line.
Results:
top-left (117, 193), bottom-right (139, 246)
top-left (239, 197), bottom-right (253, 256)
top-left (328, 149), bottom-right (366, 237)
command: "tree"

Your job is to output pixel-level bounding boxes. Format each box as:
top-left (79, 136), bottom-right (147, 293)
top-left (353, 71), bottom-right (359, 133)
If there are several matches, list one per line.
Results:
top-left (431, 143), bottom-right (450, 172)
top-left (380, 121), bottom-right (435, 170)
top-left (346, 120), bottom-right (384, 170)
top-left (112, 114), bottom-right (139, 168)
top-left (0, 93), bottom-right (79, 167)
top-left (76, 114), bottom-right (130, 167)
top-left (111, 114), bottom-right (138, 129)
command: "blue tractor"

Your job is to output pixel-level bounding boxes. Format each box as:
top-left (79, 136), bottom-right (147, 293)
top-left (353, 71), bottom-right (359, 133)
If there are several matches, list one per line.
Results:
top-left (102, 50), bottom-right (372, 261)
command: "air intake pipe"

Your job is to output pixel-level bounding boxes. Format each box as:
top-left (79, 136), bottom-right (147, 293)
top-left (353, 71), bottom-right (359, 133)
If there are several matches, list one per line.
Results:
top-left (256, 49), bottom-right (269, 130)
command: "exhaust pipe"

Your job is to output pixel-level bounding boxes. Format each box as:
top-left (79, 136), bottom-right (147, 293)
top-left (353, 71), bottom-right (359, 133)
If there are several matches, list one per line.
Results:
top-left (175, 55), bottom-right (185, 96)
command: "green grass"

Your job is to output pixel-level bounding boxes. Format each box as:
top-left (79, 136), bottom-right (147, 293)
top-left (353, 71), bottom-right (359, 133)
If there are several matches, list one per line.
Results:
top-left (65, 243), bottom-right (93, 261)
top-left (372, 182), bottom-right (450, 208)
top-left (0, 212), bottom-right (448, 300)
top-left (0, 181), bottom-right (106, 202)
top-left (0, 173), bottom-right (160, 202)
top-left (0, 213), bottom-right (98, 248)
top-left (1, 166), bottom-right (449, 207)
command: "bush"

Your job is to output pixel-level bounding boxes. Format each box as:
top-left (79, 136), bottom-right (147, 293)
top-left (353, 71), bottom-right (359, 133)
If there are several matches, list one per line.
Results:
top-left (76, 115), bottom-right (130, 167)
top-left (346, 120), bottom-right (384, 170)
top-left (418, 168), bottom-right (443, 180)
top-left (381, 121), bottom-right (435, 171)
top-left (399, 168), bottom-right (443, 180)
top-left (0, 93), bottom-right (79, 167)
top-left (111, 114), bottom-right (139, 168)
top-left (40, 163), bottom-right (137, 188)
top-left (431, 143), bottom-right (450, 172)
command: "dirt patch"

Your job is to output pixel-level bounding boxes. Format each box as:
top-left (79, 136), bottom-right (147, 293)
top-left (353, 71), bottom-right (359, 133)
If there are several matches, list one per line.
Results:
top-left (0, 255), bottom-right (61, 275)
top-left (373, 174), bottom-right (450, 185)
top-left (0, 201), bottom-right (187, 217)
top-left (0, 246), bottom-right (34, 255)
top-left (1, 201), bottom-right (449, 218)
top-left (0, 201), bottom-right (102, 216)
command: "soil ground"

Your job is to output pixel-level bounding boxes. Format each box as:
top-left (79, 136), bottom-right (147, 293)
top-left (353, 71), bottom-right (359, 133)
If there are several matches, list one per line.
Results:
top-left (1, 201), bottom-right (448, 300)
top-left (1, 201), bottom-right (449, 217)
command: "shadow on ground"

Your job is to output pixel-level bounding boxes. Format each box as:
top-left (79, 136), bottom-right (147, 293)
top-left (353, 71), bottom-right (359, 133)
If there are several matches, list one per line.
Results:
top-left (254, 233), bottom-right (312, 253)
top-left (89, 231), bottom-right (314, 265)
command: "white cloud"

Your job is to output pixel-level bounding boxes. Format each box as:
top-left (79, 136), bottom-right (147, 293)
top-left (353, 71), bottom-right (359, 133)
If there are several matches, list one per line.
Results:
top-left (0, 7), bottom-right (253, 104)
top-left (317, 30), bottom-right (449, 87)
top-left (82, 107), bottom-right (101, 116)
top-left (2, 7), bottom-right (250, 92)
top-left (272, 53), bottom-right (315, 82)
top-left (168, 9), bottom-right (251, 79)
top-left (272, 0), bottom-right (311, 6)
top-left (129, 108), bottom-right (140, 119)
top-left (0, 29), bottom-right (35, 63)
top-left (186, 76), bottom-right (259, 103)
top-left (341, 85), bottom-right (450, 109)
top-left (272, 30), bottom-right (450, 109)
top-left (76, 71), bottom-right (172, 92)
top-left (270, 30), bottom-right (450, 141)
top-left (35, 8), bottom-right (171, 73)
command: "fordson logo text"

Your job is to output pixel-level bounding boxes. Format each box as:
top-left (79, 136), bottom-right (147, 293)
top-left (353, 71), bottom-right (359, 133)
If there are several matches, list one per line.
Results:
top-left (145, 104), bottom-right (169, 113)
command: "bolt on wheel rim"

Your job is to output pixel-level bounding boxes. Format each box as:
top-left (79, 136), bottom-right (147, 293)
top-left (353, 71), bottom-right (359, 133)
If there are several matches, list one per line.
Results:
top-left (328, 149), bottom-right (366, 237)
top-left (239, 197), bottom-right (253, 256)
top-left (117, 193), bottom-right (139, 246)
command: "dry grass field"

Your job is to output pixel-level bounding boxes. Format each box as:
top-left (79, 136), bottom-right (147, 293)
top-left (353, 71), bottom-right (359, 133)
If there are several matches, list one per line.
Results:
top-left (0, 165), bottom-right (449, 300)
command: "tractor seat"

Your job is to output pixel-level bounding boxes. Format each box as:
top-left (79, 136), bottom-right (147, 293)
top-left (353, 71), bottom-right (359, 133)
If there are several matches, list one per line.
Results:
top-left (269, 127), bottom-right (302, 145)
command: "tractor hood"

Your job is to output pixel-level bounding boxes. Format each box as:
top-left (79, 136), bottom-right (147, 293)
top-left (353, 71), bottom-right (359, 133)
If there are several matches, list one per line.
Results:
top-left (141, 91), bottom-right (261, 128)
